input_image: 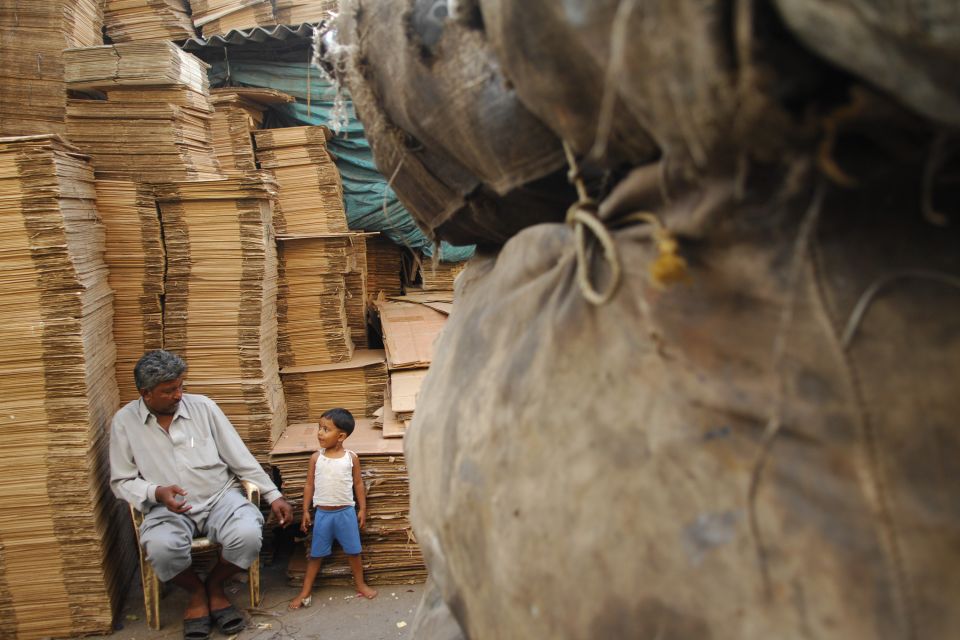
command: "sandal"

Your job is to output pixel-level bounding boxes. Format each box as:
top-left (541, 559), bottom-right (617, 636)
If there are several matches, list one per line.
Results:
top-left (210, 605), bottom-right (246, 635)
top-left (183, 615), bottom-right (212, 640)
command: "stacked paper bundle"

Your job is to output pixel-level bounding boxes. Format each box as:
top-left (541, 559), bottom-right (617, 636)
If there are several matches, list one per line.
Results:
top-left (366, 236), bottom-right (405, 299)
top-left (375, 299), bottom-right (447, 370)
top-left (0, 135), bottom-right (137, 637)
top-left (276, 234), bottom-right (363, 367)
top-left (155, 174), bottom-right (287, 458)
top-left (0, 0), bottom-right (102, 136)
top-left (64, 42), bottom-right (223, 183)
top-left (64, 41), bottom-right (209, 90)
top-left (191, 0), bottom-right (276, 38)
top-left (268, 422), bottom-right (318, 519)
top-left (285, 419), bottom-right (425, 586)
top-left (372, 299), bottom-right (448, 439)
top-left (274, 0), bottom-right (338, 25)
top-left (103, 0), bottom-right (196, 42)
top-left (254, 126), bottom-right (347, 235)
top-left (418, 254), bottom-right (467, 291)
top-left (385, 368), bottom-right (427, 433)
top-left (281, 350), bottom-right (387, 423)
top-left (95, 180), bottom-right (164, 404)
top-left (210, 88), bottom-right (294, 173)
top-left (344, 234), bottom-right (369, 349)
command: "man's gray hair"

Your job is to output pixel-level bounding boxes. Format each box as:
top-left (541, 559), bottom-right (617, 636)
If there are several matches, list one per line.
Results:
top-left (134, 350), bottom-right (187, 391)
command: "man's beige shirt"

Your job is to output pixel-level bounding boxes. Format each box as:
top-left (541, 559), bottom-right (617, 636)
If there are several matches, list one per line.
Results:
top-left (110, 393), bottom-right (281, 521)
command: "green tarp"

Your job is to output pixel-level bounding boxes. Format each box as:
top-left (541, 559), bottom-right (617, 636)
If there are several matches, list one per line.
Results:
top-left (209, 60), bottom-right (475, 262)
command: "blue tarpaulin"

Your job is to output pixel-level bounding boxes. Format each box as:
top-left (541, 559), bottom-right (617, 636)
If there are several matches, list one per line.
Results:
top-left (208, 60), bottom-right (475, 262)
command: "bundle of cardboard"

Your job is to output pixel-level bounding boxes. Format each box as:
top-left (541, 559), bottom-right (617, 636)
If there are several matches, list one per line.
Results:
top-left (276, 234), bottom-right (367, 367)
top-left (96, 180), bottom-right (165, 403)
top-left (190, 0), bottom-right (276, 38)
top-left (64, 42), bottom-right (223, 183)
top-left (210, 87), bottom-right (294, 173)
top-left (103, 0), bottom-right (196, 42)
top-left (0, 0), bottom-right (102, 136)
top-left (254, 126), bottom-right (347, 235)
top-left (0, 135), bottom-right (136, 637)
top-left (344, 234), bottom-right (369, 348)
top-left (365, 236), bottom-right (405, 300)
top-left (417, 253), bottom-right (466, 291)
top-left (281, 349), bottom-right (387, 423)
top-left (155, 174), bottom-right (287, 459)
top-left (274, 0), bottom-right (338, 25)
top-left (373, 299), bottom-right (448, 438)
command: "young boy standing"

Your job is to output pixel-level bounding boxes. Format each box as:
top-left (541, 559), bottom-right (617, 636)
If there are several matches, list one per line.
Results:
top-left (289, 408), bottom-right (378, 608)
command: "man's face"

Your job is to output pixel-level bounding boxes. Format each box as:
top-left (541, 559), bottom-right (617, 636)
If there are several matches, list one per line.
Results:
top-left (141, 377), bottom-right (184, 416)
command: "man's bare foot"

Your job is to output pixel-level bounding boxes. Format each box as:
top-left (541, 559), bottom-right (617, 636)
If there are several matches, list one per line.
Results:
top-left (355, 584), bottom-right (378, 599)
top-left (205, 579), bottom-right (232, 612)
top-left (288, 593), bottom-right (313, 610)
top-left (183, 587), bottom-right (210, 620)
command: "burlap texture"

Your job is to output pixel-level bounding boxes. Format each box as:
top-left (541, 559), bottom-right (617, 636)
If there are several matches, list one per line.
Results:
top-left (406, 157), bottom-right (960, 638)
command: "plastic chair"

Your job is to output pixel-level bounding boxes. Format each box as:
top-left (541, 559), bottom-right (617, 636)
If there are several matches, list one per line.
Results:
top-left (129, 481), bottom-right (262, 630)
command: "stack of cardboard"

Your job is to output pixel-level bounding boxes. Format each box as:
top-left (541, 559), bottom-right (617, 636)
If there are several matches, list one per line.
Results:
top-left (95, 180), bottom-right (164, 403)
top-left (417, 254), bottom-right (467, 291)
top-left (0, 0), bottom-right (102, 136)
top-left (63, 42), bottom-right (223, 183)
top-left (210, 87), bottom-right (294, 174)
top-left (373, 299), bottom-right (448, 438)
top-left (365, 236), bottom-right (405, 299)
top-left (190, 0), bottom-right (276, 38)
top-left (0, 135), bottom-right (136, 637)
top-left (253, 126), bottom-right (347, 235)
top-left (268, 422), bottom-right (318, 517)
top-left (281, 419), bottom-right (426, 586)
top-left (155, 174), bottom-right (286, 460)
top-left (282, 350), bottom-right (387, 423)
top-left (344, 234), bottom-right (369, 349)
top-left (276, 234), bottom-right (360, 368)
top-left (64, 41), bottom-right (208, 89)
top-left (274, 0), bottom-right (338, 25)
top-left (103, 0), bottom-right (196, 42)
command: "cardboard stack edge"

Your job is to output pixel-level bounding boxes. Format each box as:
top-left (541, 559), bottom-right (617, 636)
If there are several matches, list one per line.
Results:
top-left (0, 134), bottom-right (136, 637)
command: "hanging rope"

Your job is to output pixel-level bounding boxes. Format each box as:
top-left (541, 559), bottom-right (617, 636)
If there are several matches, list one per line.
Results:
top-left (562, 142), bottom-right (689, 304)
top-left (841, 269), bottom-right (960, 349)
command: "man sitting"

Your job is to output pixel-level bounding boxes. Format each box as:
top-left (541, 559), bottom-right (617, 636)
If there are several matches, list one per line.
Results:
top-left (110, 350), bottom-right (293, 639)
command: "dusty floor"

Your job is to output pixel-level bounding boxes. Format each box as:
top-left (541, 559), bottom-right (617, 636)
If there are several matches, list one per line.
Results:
top-left (82, 549), bottom-right (423, 640)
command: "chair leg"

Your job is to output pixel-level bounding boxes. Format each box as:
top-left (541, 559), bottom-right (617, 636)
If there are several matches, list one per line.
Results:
top-left (141, 558), bottom-right (162, 630)
top-left (249, 558), bottom-right (261, 608)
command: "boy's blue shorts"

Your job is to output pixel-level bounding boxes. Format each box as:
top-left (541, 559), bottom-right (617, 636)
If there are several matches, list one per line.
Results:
top-left (310, 506), bottom-right (362, 557)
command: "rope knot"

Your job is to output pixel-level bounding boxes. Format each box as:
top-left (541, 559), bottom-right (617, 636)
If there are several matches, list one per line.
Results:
top-left (561, 142), bottom-right (691, 303)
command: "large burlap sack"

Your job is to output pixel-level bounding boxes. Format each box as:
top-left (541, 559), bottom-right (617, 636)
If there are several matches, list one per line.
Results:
top-left (477, 0), bottom-right (825, 171)
top-left (774, 0), bottom-right (960, 127)
top-left (406, 155), bottom-right (960, 637)
top-left (327, 0), bottom-right (582, 247)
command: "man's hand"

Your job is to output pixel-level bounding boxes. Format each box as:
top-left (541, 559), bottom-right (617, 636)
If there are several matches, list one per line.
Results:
top-left (155, 485), bottom-right (191, 514)
top-left (357, 507), bottom-right (366, 529)
top-left (271, 497), bottom-right (294, 527)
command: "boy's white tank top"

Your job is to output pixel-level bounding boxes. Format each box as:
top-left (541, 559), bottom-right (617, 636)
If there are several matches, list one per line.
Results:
top-left (312, 449), bottom-right (355, 507)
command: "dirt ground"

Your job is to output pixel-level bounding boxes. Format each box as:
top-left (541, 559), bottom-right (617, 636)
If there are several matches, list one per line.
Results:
top-left (80, 550), bottom-right (423, 640)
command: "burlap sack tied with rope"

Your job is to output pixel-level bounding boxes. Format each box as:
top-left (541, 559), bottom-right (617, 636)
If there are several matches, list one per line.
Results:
top-left (406, 150), bottom-right (960, 637)
top-left (326, 0), bottom-right (580, 247)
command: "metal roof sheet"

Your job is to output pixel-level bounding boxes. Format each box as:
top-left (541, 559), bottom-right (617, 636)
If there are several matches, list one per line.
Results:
top-left (181, 23), bottom-right (317, 51)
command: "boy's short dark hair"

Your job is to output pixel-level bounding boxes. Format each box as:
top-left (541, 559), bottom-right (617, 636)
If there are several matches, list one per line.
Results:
top-left (321, 408), bottom-right (355, 436)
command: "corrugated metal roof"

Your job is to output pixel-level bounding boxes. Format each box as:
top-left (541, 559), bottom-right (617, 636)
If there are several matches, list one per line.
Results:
top-left (181, 23), bottom-right (317, 51)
